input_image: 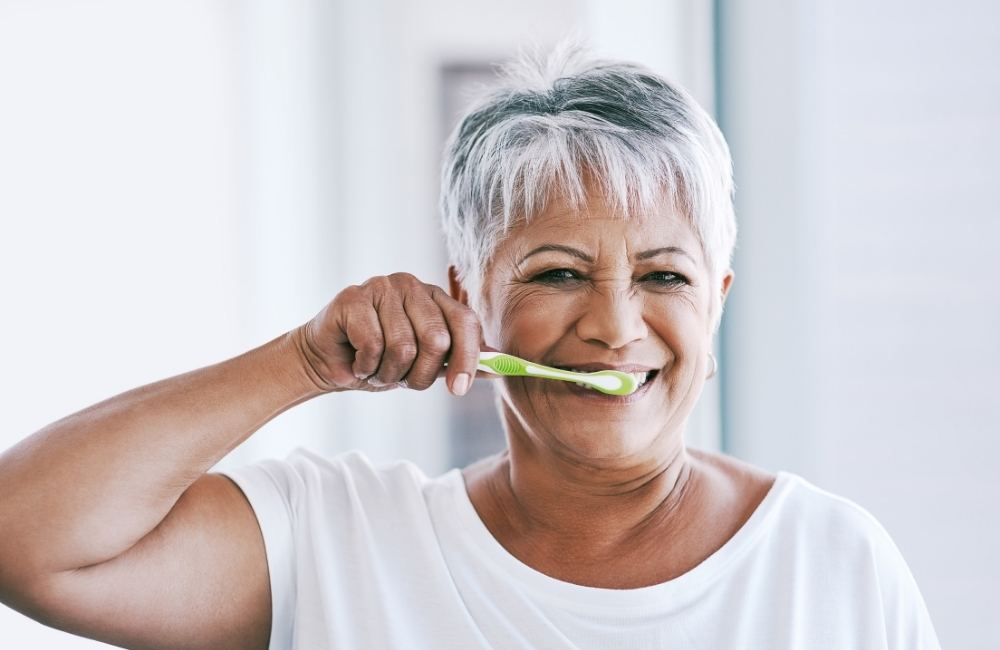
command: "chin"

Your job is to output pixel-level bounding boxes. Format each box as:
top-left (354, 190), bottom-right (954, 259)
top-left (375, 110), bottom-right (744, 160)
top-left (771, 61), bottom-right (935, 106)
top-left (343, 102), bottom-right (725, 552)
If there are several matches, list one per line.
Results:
top-left (553, 426), bottom-right (656, 463)
top-left (501, 385), bottom-right (673, 461)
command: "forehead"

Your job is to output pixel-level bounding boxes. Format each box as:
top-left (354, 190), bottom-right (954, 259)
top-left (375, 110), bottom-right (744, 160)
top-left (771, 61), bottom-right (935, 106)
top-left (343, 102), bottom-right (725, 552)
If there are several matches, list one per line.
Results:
top-left (499, 188), bottom-right (703, 264)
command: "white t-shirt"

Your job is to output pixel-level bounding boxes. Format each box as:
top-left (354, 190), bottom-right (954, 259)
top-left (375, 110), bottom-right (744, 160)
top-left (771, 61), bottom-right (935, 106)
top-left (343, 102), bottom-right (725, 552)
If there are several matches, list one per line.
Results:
top-left (220, 448), bottom-right (941, 650)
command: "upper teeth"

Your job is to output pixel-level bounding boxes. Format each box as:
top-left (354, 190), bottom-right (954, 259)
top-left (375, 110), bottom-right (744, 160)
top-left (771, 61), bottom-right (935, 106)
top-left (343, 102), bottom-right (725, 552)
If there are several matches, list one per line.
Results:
top-left (564, 369), bottom-right (651, 387)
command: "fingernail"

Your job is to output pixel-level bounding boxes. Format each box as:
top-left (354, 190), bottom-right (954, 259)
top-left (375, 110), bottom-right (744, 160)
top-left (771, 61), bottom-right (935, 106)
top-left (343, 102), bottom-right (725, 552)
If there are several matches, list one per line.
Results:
top-left (453, 373), bottom-right (470, 396)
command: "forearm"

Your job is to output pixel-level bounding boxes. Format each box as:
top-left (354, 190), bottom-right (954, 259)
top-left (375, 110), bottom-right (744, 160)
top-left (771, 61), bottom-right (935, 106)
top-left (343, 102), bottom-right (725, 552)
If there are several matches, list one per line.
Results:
top-left (0, 328), bottom-right (323, 578)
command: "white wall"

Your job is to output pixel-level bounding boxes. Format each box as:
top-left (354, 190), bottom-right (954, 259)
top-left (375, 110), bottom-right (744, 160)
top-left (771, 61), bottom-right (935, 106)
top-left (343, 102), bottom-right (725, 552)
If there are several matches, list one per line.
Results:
top-left (719, 1), bottom-right (1000, 647)
top-left (0, 1), bottom-right (243, 647)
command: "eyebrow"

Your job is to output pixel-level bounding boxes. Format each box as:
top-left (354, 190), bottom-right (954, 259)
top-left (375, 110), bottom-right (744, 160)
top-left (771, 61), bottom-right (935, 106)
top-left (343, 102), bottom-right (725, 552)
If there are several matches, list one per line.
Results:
top-left (517, 244), bottom-right (695, 266)
top-left (635, 246), bottom-right (697, 264)
top-left (518, 244), bottom-right (594, 265)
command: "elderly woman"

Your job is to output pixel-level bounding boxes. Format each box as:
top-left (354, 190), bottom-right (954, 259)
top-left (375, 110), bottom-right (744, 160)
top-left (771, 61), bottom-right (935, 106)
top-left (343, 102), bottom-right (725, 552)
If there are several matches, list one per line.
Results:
top-left (0, 48), bottom-right (939, 649)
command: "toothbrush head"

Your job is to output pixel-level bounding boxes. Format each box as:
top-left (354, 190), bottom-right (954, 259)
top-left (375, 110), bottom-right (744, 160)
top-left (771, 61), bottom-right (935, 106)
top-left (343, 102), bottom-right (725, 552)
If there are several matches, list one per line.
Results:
top-left (585, 369), bottom-right (641, 396)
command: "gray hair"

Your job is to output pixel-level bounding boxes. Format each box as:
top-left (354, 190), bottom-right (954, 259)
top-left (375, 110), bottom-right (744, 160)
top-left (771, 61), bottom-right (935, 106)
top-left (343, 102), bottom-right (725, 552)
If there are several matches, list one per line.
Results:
top-left (440, 43), bottom-right (736, 331)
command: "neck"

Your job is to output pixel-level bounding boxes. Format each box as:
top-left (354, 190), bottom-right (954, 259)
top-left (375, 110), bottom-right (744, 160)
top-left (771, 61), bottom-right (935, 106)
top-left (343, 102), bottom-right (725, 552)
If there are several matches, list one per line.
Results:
top-left (488, 413), bottom-right (697, 555)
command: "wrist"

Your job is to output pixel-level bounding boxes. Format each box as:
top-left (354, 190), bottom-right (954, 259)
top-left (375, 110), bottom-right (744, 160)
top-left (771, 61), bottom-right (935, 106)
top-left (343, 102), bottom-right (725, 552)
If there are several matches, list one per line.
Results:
top-left (285, 325), bottom-right (340, 395)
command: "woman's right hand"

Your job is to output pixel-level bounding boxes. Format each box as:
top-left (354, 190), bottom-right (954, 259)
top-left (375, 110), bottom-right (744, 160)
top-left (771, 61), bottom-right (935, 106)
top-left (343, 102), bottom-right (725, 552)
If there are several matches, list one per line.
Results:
top-left (294, 273), bottom-right (484, 396)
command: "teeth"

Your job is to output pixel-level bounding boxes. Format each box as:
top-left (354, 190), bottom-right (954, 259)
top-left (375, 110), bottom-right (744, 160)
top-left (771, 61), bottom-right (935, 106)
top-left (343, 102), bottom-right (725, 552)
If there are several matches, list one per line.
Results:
top-left (564, 369), bottom-right (653, 391)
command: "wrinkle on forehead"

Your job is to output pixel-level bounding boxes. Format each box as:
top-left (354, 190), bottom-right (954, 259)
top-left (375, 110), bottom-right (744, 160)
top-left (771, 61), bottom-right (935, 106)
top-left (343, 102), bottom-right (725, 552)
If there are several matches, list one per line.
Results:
top-left (507, 214), bottom-right (703, 269)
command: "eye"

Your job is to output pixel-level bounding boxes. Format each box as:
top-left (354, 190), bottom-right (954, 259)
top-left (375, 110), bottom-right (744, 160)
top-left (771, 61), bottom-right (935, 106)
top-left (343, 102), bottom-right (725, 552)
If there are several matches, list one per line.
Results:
top-left (531, 268), bottom-right (583, 284)
top-left (640, 271), bottom-right (688, 286)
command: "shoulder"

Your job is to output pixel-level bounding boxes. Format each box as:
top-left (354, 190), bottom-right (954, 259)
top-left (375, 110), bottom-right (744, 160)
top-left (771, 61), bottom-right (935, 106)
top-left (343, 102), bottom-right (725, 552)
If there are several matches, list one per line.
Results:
top-left (703, 450), bottom-right (925, 591)
top-left (689, 448), bottom-right (904, 557)
top-left (767, 471), bottom-right (941, 647)
top-left (692, 448), bottom-right (866, 517)
top-left (221, 448), bottom-right (442, 519)
top-left (287, 447), bottom-right (430, 490)
top-left (772, 470), bottom-right (902, 556)
top-left (689, 451), bottom-right (941, 647)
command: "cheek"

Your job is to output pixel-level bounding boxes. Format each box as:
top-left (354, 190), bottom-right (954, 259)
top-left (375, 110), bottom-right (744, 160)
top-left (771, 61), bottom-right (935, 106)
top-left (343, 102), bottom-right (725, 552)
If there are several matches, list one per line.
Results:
top-left (643, 285), bottom-right (708, 328)
top-left (493, 288), bottom-right (576, 354)
top-left (646, 311), bottom-right (695, 347)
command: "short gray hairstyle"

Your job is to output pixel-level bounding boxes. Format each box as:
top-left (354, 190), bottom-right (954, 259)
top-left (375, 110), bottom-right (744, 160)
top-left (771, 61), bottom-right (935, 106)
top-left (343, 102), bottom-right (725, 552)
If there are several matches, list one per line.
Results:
top-left (440, 43), bottom-right (736, 330)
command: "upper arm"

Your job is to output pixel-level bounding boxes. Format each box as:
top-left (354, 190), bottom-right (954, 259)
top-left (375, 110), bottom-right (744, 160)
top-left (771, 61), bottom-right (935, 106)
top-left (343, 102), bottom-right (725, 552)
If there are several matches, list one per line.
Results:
top-left (28, 473), bottom-right (272, 650)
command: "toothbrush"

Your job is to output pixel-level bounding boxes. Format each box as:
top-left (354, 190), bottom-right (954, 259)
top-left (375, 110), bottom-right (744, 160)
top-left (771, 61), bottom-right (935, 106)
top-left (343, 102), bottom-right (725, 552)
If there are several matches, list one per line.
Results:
top-left (477, 351), bottom-right (640, 396)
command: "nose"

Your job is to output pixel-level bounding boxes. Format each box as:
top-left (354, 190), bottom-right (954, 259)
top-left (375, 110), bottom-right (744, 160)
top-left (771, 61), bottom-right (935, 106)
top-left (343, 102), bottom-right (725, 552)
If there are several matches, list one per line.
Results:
top-left (575, 284), bottom-right (648, 349)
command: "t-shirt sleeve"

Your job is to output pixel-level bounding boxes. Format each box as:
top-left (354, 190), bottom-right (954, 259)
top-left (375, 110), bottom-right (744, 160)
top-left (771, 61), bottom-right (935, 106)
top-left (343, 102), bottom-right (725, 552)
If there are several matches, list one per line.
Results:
top-left (873, 532), bottom-right (942, 650)
top-left (218, 457), bottom-right (301, 650)
top-left (794, 476), bottom-right (944, 649)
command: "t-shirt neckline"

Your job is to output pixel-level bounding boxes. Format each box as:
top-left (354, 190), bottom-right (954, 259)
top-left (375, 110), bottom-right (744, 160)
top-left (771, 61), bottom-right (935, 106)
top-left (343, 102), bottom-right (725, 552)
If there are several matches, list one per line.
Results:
top-left (441, 466), bottom-right (797, 614)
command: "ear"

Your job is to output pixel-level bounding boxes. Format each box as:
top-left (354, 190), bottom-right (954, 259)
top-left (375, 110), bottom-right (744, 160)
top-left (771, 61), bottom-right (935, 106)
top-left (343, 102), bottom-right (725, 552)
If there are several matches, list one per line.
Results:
top-left (719, 268), bottom-right (735, 306)
top-left (710, 269), bottom-right (735, 335)
top-left (448, 266), bottom-right (470, 306)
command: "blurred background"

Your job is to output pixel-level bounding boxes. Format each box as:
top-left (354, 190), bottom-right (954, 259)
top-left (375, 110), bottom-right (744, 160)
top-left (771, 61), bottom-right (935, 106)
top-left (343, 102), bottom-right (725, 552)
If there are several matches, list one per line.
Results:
top-left (1, 0), bottom-right (997, 647)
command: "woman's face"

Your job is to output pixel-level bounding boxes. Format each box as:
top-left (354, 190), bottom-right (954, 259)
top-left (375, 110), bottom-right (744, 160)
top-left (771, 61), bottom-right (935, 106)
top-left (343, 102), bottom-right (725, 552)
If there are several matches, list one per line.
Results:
top-left (472, 185), bottom-right (733, 464)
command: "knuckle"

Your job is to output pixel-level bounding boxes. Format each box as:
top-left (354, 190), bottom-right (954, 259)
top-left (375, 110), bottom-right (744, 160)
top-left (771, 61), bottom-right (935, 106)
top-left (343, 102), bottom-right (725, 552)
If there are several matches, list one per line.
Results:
top-left (337, 284), bottom-right (364, 303)
top-left (362, 275), bottom-right (392, 292)
top-left (456, 310), bottom-right (482, 338)
top-left (358, 347), bottom-right (382, 363)
top-left (464, 312), bottom-right (482, 334)
top-left (405, 376), bottom-right (434, 391)
top-left (418, 328), bottom-right (451, 354)
top-left (385, 340), bottom-right (418, 364)
top-left (355, 353), bottom-right (380, 372)
top-left (356, 337), bottom-right (384, 357)
top-left (388, 272), bottom-right (418, 286)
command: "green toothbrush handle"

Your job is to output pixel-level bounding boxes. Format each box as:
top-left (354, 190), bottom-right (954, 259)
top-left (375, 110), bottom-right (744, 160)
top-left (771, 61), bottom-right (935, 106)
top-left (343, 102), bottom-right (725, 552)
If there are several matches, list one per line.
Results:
top-left (477, 352), bottom-right (638, 396)
top-left (477, 353), bottom-right (529, 376)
